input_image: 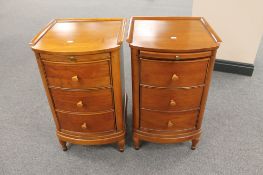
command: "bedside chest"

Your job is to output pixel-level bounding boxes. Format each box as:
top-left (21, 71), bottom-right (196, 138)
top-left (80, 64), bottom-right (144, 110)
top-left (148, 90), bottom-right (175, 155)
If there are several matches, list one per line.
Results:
top-left (127, 17), bottom-right (221, 150)
top-left (30, 18), bottom-right (127, 152)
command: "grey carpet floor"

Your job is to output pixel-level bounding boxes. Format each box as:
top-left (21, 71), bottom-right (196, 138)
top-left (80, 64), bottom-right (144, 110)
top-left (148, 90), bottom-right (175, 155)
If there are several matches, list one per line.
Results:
top-left (0, 0), bottom-right (263, 174)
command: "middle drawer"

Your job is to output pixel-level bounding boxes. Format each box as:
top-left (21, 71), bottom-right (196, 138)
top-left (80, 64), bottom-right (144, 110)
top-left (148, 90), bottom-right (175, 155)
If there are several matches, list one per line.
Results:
top-left (51, 88), bottom-right (114, 113)
top-left (140, 86), bottom-right (203, 111)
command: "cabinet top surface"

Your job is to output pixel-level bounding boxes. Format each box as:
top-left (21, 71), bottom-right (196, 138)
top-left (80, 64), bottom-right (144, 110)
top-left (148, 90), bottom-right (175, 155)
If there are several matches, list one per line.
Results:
top-left (127, 17), bottom-right (221, 52)
top-left (30, 18), bottom-right (125, 54)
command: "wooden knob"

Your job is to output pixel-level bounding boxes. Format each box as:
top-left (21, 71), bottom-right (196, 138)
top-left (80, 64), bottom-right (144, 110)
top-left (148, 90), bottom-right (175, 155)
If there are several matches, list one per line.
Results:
top-left (81, 123), bottom-right (87, 129)
top-left (71, 75), bottom-right (79, 82)
top-left (167, 121), bottom-right (174, 128)
top-left (172, 74), bottom-right (179, 81)
top-left (76, 101), bottom-right (83, 108)
top-left (175, 55), bottom-right (180, 60)
top-left (68, 56), bottom-right (76, 62)
top-left (170, 100), bottom-right (176, 106)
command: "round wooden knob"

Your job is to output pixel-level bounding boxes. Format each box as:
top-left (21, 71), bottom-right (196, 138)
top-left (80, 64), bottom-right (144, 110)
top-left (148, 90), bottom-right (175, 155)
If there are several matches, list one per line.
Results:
top-left (172, 74), bottom-right (179, 81)
top-left (71, 75), bottom-right (79, 82)
top-left (76, 101), bottom-right (83, 108)
top-left (167, 121), bottom-right (174, 128)
top-left (170, 100), bottom-right (176, 106)
top-left (68, 56), bottom-right (76, 62)
top-left (81, 123), bottom-right (87, 129)
top-left (175, 55), bottom-right (180, 60)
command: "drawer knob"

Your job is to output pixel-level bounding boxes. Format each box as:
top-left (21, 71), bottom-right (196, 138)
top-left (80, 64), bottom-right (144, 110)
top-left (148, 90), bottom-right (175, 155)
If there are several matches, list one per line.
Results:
top-left (71, 75), bottom-right (79, 82)
top-left (167, 121), bottom-right (174, 128)
top-left (170, 100), bottom-right (176, 106)
top-left (81, 123), bottom-right (87, 129)
top-left (175, 55), bottom-right (180, 60)
top-left (172, 74), bottom-right (179, 81)
top-left (68, 56), bottom-right (76, 62)
top-left (76, 101), bottom-right (83, 108)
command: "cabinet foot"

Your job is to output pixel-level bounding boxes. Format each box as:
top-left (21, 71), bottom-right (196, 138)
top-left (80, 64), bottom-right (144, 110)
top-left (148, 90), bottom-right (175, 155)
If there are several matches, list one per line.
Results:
top-left (133, 136), bottom-right (140, 150)
top-left (191, 139), bottom-right (200, 150)
top-left (117, 139), bottom-right (125, 152)
top-left (59, 140), bottom-right (67, 151)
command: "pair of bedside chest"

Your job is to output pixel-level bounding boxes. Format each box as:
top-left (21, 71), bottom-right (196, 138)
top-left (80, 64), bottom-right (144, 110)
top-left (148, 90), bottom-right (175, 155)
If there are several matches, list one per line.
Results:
top-left (29, 17), bottom-right (221, 152)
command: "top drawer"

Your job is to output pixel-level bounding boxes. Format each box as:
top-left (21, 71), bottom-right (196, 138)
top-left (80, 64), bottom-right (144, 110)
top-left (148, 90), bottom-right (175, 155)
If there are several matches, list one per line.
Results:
top-left (43, 60), bottom-right (111, 89)
top-left (40, 53), bottom-right (110, 63)
top-left (140, 58), bottom-right (209, 87)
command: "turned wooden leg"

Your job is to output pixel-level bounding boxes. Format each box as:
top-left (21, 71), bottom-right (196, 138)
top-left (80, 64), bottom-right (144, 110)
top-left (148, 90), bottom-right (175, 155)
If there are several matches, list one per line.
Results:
top-left (191, 138), bottom-right (200, 150)
top-left (133, 135), bottom-right (140, 150)
top-left (117, 139), bottom-right (125, 152)
top-left (59, 140), bottom-right (67, 151)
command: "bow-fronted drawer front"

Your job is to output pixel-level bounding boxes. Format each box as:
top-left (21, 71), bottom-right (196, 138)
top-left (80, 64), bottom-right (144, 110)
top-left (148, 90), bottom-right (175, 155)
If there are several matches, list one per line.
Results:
top-left (43, 60), bottom-right (111, 89)
top-left (51, 88), bottom-right (114, 113)
top-left (140, 58), bottom-right (209, 88)
top-left (140, 109), bottom-right (198, 132)
top-left (140, 86), bottom-right (203, 111)
top-left (57, 111), bottom-right (115, 133)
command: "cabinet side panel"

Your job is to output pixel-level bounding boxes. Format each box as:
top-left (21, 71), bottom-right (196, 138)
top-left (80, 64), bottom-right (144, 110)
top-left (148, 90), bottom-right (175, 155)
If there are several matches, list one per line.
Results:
top-left (196, 49), bottom-right (218, 129)
top-left (120, 45), bottom-right (125, 103)
top-left (111, 50), bottom-right (124, 131)
top-left (34, 52), bottom-right (61, 130)
top-left (131, 48), bottom-right (140, 129)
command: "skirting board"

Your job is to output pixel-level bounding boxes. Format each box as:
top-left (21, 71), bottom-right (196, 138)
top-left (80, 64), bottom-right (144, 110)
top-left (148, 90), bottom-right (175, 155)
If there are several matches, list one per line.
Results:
top-left (214, 59), bottom-right (254, 76)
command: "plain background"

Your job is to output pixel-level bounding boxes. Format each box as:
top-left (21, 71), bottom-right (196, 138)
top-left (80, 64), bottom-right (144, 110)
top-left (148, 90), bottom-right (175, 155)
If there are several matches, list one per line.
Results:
top-left (192, 0), bottom-right (263, 64)
top-left (0, 0), bottom-right (262, 175)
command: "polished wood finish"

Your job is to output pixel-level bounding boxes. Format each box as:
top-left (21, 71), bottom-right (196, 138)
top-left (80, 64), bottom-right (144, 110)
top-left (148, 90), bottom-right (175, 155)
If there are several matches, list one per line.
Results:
top-left (57, 111), bottom-right (115, 133)
top-left (128, 17), bottom-right (221, 150)
top-left (140, 58), bottom-right (209, 87)
top-left (30, 18), bottom-right (126, 152)
top-left (30, 18), bottom-right (125, 54)
top-left (40, 53), bottom-right (110, 62)
top-left (140, 86), bottom-right (203, 111)
top-left (43, 60), bottom-right (111, 89)
top-left (140, 51), bottom-right (212, 60)
top-left (127, 17), bottom-right (221, 52)
top-left (140, 110), bottom-right (198, 132)
top-left (50, 88), bottom-right (114, 113)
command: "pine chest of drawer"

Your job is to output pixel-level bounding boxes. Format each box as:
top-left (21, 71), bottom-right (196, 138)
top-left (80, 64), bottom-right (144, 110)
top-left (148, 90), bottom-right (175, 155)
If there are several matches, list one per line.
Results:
top-left (127, 17), bottom-right (221, 150)
top-left (29, 18), bottom-right (127, 152)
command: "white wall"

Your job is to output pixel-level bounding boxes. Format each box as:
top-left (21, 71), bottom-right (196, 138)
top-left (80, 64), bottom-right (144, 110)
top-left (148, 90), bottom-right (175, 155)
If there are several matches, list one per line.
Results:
top-left (193, 0), bottom-right (263, 64)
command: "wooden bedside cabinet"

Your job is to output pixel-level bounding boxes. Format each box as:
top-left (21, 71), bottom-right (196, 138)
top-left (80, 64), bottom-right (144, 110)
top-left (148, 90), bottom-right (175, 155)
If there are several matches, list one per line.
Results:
top-left (127, 17), bottom-right (221, 150)
top-left (29, 18), bottom-right (127, 152)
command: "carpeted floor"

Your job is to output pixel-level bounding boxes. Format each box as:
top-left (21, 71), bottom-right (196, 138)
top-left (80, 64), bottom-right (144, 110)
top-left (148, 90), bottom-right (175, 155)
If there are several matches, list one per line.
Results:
top-left (0, 0), bottom-right (262, 174)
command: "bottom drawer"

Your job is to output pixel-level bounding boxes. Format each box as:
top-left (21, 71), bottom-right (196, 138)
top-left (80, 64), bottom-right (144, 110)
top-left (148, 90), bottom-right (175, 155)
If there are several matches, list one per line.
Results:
top-left (57, 111), bottom-right (115, 133)
top-left (140, 109), bottom-right (198, 132)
